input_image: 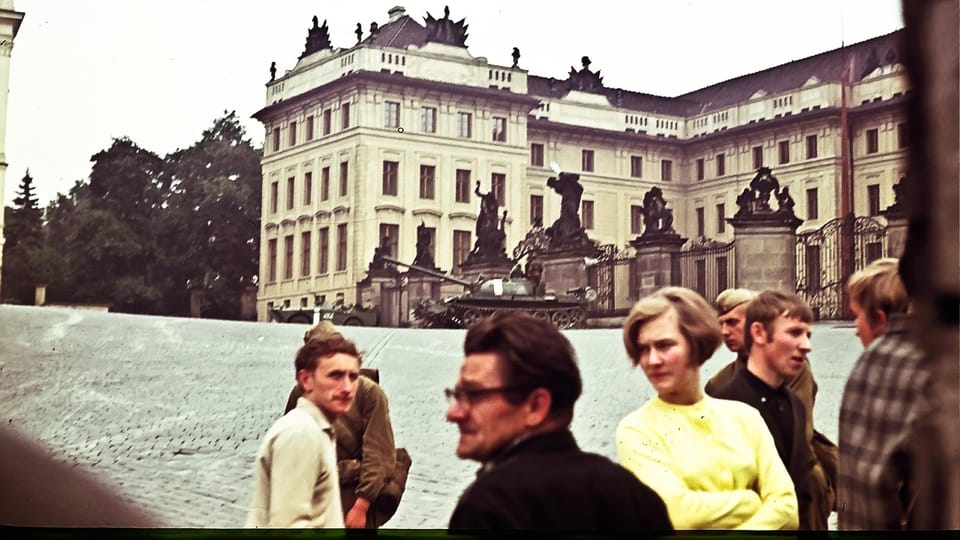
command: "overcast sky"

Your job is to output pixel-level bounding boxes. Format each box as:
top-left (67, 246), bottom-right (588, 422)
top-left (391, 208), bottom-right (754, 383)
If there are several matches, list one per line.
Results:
top-left (4, 0), bottom-right (904, 207)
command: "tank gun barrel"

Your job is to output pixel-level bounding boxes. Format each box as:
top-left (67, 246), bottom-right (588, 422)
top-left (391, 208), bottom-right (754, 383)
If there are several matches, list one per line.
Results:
top-left (377, 254), bottom-right (476, 287)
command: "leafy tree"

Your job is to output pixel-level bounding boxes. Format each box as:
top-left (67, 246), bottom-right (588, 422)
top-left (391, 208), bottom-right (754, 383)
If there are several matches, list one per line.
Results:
top-left (160, 111), bottom-right (262, 319)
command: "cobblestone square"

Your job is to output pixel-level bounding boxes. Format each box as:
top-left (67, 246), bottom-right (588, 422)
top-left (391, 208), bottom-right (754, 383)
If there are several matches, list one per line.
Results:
top-left (0, 305), bottom-right (860, 528)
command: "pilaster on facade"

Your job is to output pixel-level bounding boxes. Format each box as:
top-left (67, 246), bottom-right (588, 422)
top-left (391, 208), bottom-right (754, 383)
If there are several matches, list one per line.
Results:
top-left (253, 6), bottom-right (908, 321)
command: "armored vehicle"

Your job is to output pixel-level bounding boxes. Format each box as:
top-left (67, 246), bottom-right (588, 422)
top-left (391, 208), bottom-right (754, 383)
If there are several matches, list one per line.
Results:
top-left (268, 302), bottom-right (380, 326)
top-left (377, 255), bottom-right (597, 329)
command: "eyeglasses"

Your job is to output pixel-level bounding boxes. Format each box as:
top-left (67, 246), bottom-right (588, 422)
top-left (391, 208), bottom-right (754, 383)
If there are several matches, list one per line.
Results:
top-left (443, 386), bottom-right (527, 408)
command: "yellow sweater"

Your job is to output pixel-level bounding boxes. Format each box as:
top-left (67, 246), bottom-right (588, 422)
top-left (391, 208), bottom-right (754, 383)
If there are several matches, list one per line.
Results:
top-left (616, 395), bottom-right (798, 530)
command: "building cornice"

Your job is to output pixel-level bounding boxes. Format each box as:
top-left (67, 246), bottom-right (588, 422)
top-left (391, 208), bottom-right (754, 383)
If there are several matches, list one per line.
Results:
top-left (253, 70), bottom-right (540, 123)
top-left (527, 117), bottom-right (684, 149)
top-left (0, 9), bottom-right (24, 38)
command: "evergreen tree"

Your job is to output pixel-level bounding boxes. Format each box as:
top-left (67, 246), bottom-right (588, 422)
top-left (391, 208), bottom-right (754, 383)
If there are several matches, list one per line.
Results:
top-left (2, 170), bottom-right (56, 303)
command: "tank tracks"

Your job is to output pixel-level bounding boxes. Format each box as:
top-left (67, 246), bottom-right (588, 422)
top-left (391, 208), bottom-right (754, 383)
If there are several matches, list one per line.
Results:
top-left (452, 304), bottom-right (587, 330)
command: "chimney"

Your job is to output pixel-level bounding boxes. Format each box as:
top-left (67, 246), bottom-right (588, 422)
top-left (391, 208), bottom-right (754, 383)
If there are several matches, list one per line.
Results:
top-left (388, 6), bottom-right (406, 22)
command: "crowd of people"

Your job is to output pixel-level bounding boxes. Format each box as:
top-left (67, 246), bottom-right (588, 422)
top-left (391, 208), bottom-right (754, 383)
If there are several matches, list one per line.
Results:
top-left (246, 256), bottom-right (940, 531)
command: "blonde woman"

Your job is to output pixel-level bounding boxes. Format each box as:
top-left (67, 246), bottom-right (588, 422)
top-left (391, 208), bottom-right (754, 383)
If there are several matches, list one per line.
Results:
top-left (616, 286), bottom-right (798, 530)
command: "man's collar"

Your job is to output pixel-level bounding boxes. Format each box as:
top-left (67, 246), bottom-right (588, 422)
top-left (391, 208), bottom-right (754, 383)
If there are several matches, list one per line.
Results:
top-left (477, 429), bottom-right (577, 475)
top-left (295, 396), bottom-right (335, 431)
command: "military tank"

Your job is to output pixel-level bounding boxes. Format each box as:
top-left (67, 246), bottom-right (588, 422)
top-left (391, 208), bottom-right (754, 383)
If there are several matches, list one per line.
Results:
top-left (377, 254), bottom-right (597, 329)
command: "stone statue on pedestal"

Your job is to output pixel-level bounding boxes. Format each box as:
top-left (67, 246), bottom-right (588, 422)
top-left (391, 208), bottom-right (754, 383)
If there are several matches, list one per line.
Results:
top-left (412, 221), bottom-right (438, 270)
top-left (639, 187), bottom-right (677, 237)
top-left (464, 182), bottom-right (509, 264)
top-left (544, 172), bottom-right (593, 251)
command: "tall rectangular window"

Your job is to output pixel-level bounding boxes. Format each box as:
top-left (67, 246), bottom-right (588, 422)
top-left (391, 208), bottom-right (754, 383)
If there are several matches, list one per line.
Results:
top-left (631, 156), bottom-right (643, 178)
top-left (778, 140), bottom-right (790, 164)
top-left (341, 103), bottom-right (350, 129)
top-left (384, 101), bottom-right (400, 128)
top-left (806, 135), bottom-right (818, 159)
top-left (752, 145), bottom-right (763, 169)
top-left (267, 238), bottom-right (277, 282)
top-left (379, 223), bottom-right (399, 259)
top-left (866, 128), bottom-right (879, 154)
top-left (300, 231), bottom-right (311, 277)
top-left (777, 141), bottom-right (790, 165)
top-left (716, 154), bottom-right (725, 177)
top-left (492, 116), bottom-right (507, 142)
top-left (288, 121), bottom-right (297, 147)
top-left (696, 207), bottom-right (705, 237)
top-left (306, 115), bottom-right (315, 141)
top-left (661, 159), bottom-right (673, 182)
top-left (455, 169), bottom-right (471, 203)
top-left (339, 161), bottom-right (348, 196)
top-left (631, 205), bottom-right (643, 234)
top-left (272, 127), bottom-right (280, 152)
top-left (284, 234), bottom-right (294, 280)
top-left (420, 107), bottom-right (437, 133)
top-left (453, 230), bottom-right (471, 268)
top-left (806, 188), bottom-right (819, 220)
top-left (336, 223), bottom-right (348, 271)
top-left (897, 122), bottom-right (908, 149)
top-left (868, 184), bottom-right (881, 216)
top-left (491, 173), bottom-right (506, 206)
top-left (530, 194), bottom-right (543, 226)
top-left (581, 200), bottom-right (594, 230)
top-left (457, 112), bottom-right (472, 138)
top-left (530, 143), bottom-right (544, 166)
top-left (270, 181), bottom-right (279, 214)
top-left (419, 165), bottom-right (435, 199)
top-left (303, 172), bottom-right (313, 205)
top-left (696, 158), bottom-right (705, 181)
top-left (286, 177), bottom-right (295, 209)
top-left (322, 109), bottom-right (332, 135)
top-left (321, 167), bottom-right (330, 201)
top-left (318, 227), bottom-right (329, 274)
top-left (716, 203), bottom-right (725, 234)
top-left (581, 149), bottom-right (595, 172)
top-left (382, 161), bottom-right (399, 196)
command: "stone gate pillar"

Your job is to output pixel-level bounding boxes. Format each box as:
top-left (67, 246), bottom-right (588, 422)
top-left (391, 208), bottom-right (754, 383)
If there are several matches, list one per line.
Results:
top-left (539, 245), bottom-right (597, 296)
top-left (631, 186), bottom-right (686, 299)
top-left (729, 167), bottom-right (803, 293)
top-left (356, 245), bottom-right (400, 327)
top-left (631, 235), bottom-right (686, 299)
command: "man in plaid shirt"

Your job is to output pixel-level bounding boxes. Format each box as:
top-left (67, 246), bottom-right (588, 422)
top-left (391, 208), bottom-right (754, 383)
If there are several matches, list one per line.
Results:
top-left (838, 258), bottom-right (938, 529)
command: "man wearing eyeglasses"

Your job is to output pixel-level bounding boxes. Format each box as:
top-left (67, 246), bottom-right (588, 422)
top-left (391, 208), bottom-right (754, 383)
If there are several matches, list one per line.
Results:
top-left (445, 311), bottom-right (672, 530)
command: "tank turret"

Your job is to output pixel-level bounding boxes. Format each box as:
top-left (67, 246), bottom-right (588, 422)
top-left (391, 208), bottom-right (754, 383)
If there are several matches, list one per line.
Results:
top-left (375, 253), bottom-right (597, 329)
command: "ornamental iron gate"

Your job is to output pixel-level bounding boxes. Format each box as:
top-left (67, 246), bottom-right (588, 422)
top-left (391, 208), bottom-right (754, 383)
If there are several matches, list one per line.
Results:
top-left (677, 238), bottom-right (737, 305)
top-left (587, 244), bottom-right (637, 317)
top-left (795, 216), bottom-right (887, 320)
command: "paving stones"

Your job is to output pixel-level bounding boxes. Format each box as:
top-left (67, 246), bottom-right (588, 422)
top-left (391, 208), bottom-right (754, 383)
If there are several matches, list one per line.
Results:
top-left (0, 305), bottom-right (860, 529)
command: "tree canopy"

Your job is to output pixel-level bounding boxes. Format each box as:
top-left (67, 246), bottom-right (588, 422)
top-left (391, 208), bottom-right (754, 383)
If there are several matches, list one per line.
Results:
top-left (1, 112), bottom-right (263, 319)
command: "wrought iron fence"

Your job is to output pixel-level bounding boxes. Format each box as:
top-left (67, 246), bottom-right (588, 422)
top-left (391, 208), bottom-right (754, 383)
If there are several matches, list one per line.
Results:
top-left (676, 238), bottom-right (736, 303)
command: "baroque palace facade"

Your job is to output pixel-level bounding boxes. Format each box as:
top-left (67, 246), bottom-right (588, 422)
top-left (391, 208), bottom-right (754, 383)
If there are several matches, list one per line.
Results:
top-left (254, 6), bottom-right (908, 321)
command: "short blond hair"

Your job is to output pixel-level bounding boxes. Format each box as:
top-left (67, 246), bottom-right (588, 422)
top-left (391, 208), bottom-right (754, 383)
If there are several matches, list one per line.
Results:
top-left (714, 288), bottom-right (758, 315)
top-left (846, 258), bottom-right (909, 325)
top-left (622, 287), bottom-right (722, 367)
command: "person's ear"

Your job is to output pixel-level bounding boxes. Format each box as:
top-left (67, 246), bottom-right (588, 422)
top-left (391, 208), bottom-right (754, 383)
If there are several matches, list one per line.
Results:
top-left (296, 369), bottom-right (312, 393)
top-left (525, 388), bottom-right (552, 427)
top-left (872, 309), bottom-right (889, 337)
top-left (749, 321), bottom-right (767, 345)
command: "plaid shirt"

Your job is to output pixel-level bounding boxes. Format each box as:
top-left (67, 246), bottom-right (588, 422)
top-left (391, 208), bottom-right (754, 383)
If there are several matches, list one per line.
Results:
top-left (837, 315), bottom-right (933, 530)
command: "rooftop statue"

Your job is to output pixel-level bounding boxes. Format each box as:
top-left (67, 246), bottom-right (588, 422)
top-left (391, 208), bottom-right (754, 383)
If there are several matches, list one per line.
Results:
top-left (299, 16), bottom-right (332, 59)
top-left (424, 5), bottom-right (469, 47)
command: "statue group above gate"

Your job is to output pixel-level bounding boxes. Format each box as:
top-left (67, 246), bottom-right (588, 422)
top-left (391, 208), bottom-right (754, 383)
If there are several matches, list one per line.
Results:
top-left (463, 181), bottom-right (509, 265)
top-left (544, 172), bottom-right (594, 252)
top-left (638, 187), bottom-right (679, 238)
top-left (734, 167), bottom-right (800, 222)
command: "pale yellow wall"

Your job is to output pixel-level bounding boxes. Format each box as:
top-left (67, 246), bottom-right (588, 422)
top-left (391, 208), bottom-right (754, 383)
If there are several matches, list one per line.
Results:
top-left (255, 27), bottom-right (909, 320)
